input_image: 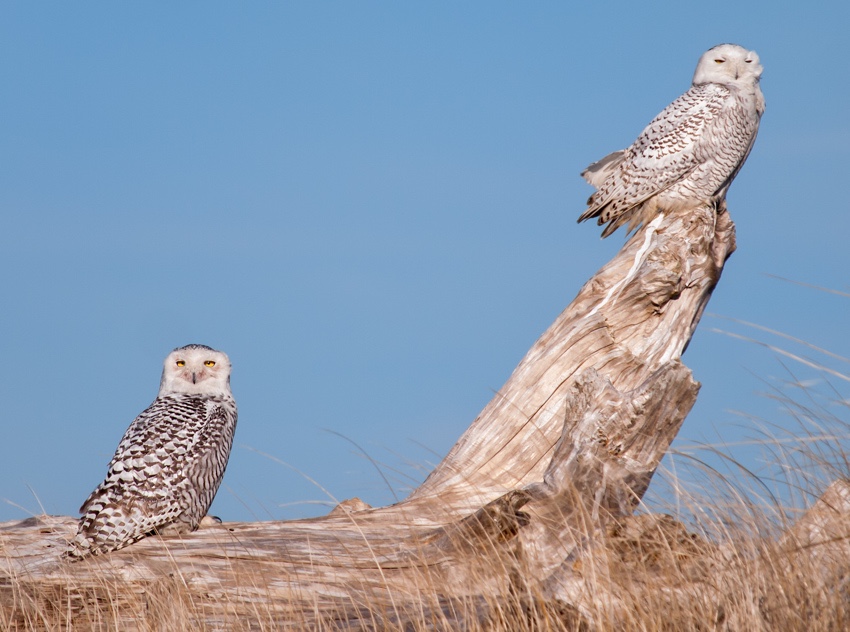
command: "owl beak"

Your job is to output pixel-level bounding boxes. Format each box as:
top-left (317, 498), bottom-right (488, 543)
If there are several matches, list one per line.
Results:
top-left (192, 372), bottom-right (197, 384)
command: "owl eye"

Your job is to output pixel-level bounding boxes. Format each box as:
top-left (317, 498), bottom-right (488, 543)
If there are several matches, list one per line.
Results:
top-left (176, 360), bottom-right (186, 367)
top-left (714, 59), bottom-right (725, 64)
top-left (204, 360), bottom-right (216, 367)
top-left (745, 59), bottom-right (753, 63)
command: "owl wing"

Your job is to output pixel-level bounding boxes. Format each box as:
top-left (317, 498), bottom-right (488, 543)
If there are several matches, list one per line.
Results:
top-left (70, 398), bottom-right (210, 555)
top-left (79, 396), bottom-right (209, 513)
top-left (579, 83), bottom-right (730, 224)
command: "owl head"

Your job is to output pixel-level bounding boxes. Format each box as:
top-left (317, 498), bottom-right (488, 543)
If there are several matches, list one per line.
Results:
top-left (159, 344), bottom-right (232, 396)
top-left (693, 44), bottom-right (762, 87)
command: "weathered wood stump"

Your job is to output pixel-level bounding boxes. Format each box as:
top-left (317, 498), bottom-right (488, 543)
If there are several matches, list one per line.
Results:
top-left (6, 203), bottom-right (843, 630)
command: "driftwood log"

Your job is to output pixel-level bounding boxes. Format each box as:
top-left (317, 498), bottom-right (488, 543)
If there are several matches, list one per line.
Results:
top-left (3, 203), bottom-right (847, 629)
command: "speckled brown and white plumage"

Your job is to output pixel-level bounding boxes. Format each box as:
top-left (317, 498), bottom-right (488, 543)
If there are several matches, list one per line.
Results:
top-left (578, 43), bottom-right (765, 237)
top-left (65, 344), bottom-right (237, 559)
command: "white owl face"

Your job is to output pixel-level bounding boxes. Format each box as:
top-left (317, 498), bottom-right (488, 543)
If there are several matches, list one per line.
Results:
top-left (159, 344), bottom-right (232, 396)
top-left (693, 44), bottom-right (762, 87)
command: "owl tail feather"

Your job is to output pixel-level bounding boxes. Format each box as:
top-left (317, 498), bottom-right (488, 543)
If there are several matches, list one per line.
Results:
top-left (581, 149), bottom-right (626, 187)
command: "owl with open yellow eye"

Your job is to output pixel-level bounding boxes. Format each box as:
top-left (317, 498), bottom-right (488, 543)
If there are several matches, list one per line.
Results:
top-left (66, 344), bottom-right (237, 558)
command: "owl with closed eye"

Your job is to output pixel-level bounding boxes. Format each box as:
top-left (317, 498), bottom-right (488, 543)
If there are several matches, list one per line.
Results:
top-left (66, 344), bottom-right (238, 559)
top-left (578, 43), bottom-right (765, 237)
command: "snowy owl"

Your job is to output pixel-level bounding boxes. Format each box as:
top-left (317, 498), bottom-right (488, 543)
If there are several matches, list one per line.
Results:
top-left (578, 43), bottom-right (764, 237)
top-left (66, 344), bottom-right (238, 559)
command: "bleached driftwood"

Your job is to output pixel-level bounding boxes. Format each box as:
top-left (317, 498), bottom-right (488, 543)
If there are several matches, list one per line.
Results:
top-left (9, 201), bottom-right (831, 630)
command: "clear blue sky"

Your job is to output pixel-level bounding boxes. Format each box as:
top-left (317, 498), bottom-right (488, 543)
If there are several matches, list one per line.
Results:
top-left (2, 2), bottom-right (848, 523)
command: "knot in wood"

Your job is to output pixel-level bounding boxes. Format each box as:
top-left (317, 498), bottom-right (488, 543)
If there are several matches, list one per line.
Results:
top-left (639, 258), bottom-right (683, 310)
